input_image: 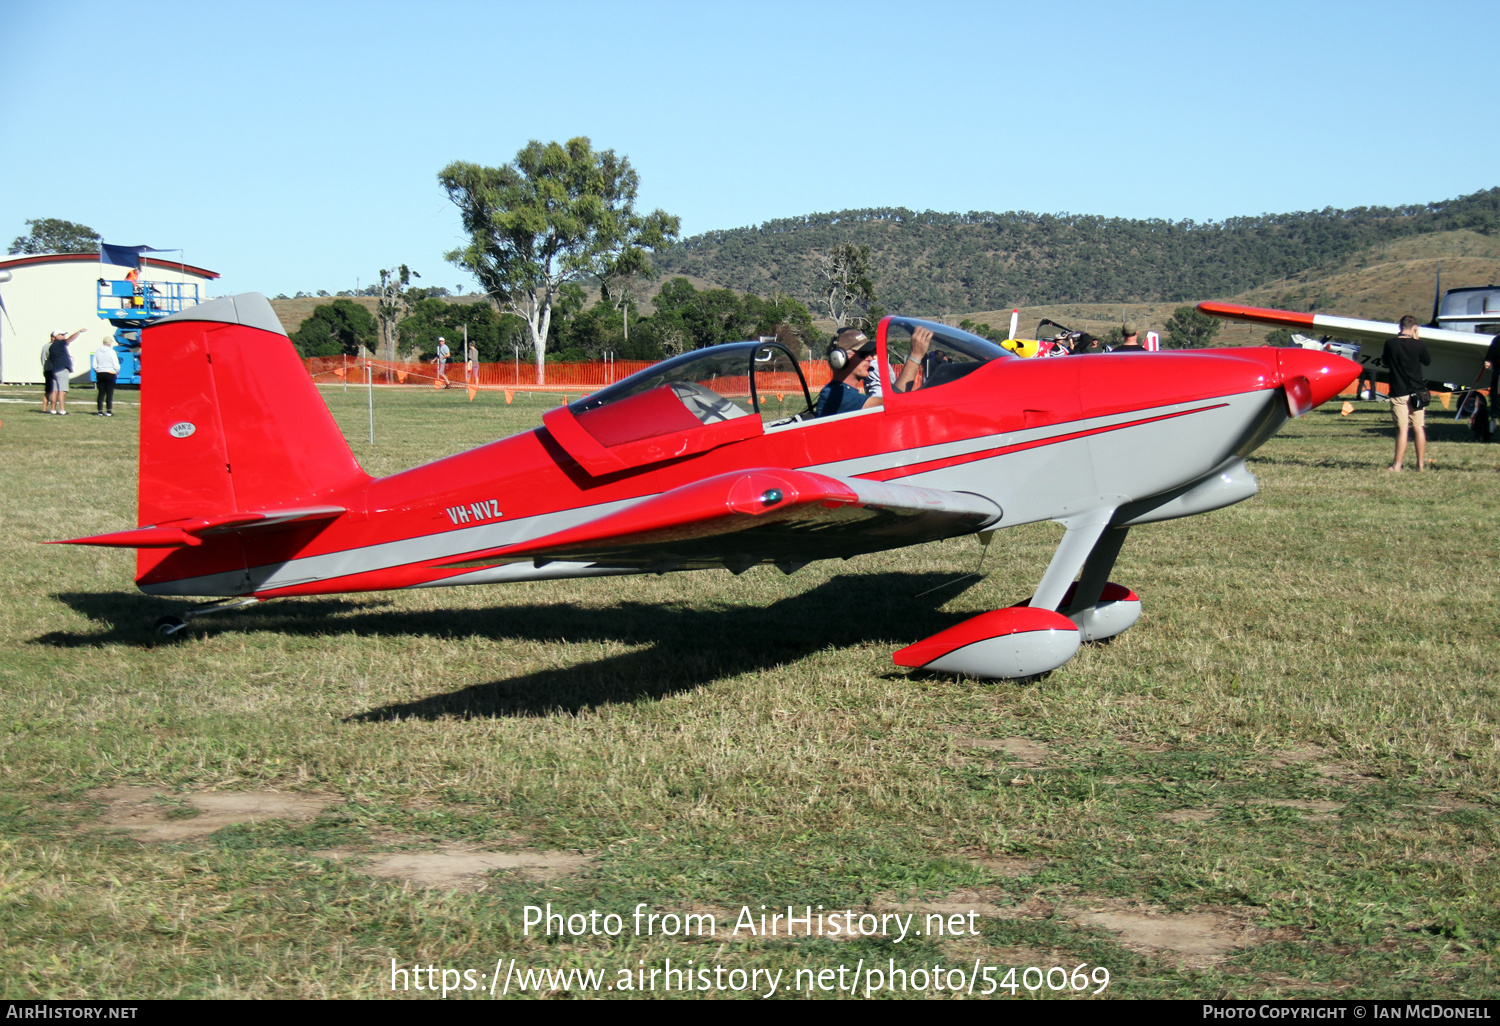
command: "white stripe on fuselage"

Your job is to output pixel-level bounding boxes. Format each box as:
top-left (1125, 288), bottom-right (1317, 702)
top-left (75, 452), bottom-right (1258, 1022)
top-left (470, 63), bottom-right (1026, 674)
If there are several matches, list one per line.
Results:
top-left (139, 496), bottom-right (645, 596)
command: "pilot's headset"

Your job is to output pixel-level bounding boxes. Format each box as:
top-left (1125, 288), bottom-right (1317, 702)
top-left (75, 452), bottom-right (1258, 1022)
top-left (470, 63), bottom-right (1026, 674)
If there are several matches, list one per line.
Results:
top-left (827, 328), bottom-right (869, 371)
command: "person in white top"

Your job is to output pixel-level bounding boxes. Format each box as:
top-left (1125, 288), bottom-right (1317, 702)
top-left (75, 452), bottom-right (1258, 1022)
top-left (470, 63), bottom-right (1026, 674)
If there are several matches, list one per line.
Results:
top-left (93, 342), bottom-right (122, 416)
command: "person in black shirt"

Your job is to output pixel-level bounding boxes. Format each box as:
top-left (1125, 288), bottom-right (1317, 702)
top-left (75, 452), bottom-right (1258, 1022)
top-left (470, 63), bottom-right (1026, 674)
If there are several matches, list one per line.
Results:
top-left (1380, 315), bottom-right (1431, 471)
top-left (1484, 334), bottom-right (1500, 436)
top-left (1114, 320), bottom-right (1146, 352)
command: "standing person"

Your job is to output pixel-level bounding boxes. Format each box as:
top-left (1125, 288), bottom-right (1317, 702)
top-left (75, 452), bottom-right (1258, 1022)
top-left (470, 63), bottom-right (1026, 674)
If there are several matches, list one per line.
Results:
top-left (93, 340), bottom-right (120, 416)
top-left (44, 329), bottom-right (84, 415)
top-left (1484, 333), bottom-right (1500, 435)
top-left (1114, 320), bottom-right (1146, 352)
top-left (1381, 315), bottom-right (1432, 472)
top-left (1069, 332), bottom-right (1103, 355)
top-left (466, 341), bottom-right (478, 384)
top-left (435, 336), bottom-right (451, 388)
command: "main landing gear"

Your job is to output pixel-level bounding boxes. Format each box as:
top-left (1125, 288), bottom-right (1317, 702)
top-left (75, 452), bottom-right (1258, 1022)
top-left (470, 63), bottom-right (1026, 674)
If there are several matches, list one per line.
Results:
top-left (894, 519), bottom-right (1140, 679)
top-left (152, 596), bottom-right (262, 637)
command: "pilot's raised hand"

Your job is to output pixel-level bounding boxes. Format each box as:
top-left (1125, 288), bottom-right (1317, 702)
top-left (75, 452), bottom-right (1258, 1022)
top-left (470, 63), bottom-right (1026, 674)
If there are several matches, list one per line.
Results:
top-left (892, 327), bottom-right (934, 393)
top-left (911, 326), bottom-right (933, 357)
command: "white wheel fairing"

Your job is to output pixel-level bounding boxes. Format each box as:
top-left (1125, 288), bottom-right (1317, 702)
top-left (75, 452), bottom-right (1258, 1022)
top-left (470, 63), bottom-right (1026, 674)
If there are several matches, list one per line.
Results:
top-left (1067, 596), bottom-right (1141, 642)
top-left (894, 607), bottom-right (1081, 679)
top-left (1015, 582), bottom-right (1141, 642)
top-left (923, 626), bottom-right (1081, 678)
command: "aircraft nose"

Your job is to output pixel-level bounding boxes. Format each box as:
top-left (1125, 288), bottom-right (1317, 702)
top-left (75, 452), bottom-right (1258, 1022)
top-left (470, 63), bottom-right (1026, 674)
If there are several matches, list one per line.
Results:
top-left (1276, 347), bottom-right (1361, 412)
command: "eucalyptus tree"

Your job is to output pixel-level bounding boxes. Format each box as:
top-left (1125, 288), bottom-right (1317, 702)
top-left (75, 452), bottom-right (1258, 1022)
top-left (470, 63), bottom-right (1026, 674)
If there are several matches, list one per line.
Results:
top-left (814, 243), bottom-right (876, 328)
top-left (376, 264), bottom-right (420, 361)
top-left (439, 138), bottom-right (679, 383)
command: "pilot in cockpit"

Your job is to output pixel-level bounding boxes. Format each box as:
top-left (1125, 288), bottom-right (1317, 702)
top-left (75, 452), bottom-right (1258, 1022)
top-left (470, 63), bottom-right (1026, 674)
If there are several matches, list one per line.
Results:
top-left (815, 326), bottom-right (930, 416)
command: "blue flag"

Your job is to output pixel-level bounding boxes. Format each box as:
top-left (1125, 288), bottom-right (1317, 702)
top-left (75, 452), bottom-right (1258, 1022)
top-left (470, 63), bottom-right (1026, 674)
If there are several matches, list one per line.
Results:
top-left (99, 243), bottom-right (171, 269)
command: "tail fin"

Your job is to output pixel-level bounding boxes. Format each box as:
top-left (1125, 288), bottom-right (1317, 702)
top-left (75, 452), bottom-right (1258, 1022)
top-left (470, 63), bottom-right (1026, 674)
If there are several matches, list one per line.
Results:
top-left (138, 293), bottom-right (370, 526)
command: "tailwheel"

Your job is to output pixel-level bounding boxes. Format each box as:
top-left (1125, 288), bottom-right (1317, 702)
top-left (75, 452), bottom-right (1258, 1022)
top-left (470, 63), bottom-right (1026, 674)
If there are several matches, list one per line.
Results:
top-left (150, 596), bottom-right (262, 638)
top-left (153, 615), bottom-right (188, 637)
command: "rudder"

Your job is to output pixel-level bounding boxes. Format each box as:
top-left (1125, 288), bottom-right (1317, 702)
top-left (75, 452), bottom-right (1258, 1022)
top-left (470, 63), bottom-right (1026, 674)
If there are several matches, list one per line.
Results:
top-left (138, 293), bottom-right (370, 528)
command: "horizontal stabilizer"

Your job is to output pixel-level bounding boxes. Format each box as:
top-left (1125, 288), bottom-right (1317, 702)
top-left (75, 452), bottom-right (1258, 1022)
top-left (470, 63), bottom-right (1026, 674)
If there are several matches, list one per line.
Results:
top-left (53, 525), bottom-right (206, 549)
top-left (54, 506), bottom-right (345, 549)
top-left (440, 469), bottom-right (1001, 572)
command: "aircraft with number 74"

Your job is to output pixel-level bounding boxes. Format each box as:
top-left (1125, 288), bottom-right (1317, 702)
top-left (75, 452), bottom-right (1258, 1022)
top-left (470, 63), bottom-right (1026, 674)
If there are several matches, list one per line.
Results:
top-left (56, 293), bottom-right (1359, 678)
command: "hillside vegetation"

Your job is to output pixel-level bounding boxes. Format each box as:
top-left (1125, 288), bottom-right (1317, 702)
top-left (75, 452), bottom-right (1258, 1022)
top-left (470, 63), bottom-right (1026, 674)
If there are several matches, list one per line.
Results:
top-left (652, 189), bottom-right (1500, 315)
top-left (959, 230), bottom-right (1500, 348)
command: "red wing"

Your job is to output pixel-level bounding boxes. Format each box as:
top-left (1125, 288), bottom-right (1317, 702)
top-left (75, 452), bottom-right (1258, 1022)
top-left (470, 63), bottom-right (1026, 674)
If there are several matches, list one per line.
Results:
top-left (439, 468), bottom-right (1002, 573)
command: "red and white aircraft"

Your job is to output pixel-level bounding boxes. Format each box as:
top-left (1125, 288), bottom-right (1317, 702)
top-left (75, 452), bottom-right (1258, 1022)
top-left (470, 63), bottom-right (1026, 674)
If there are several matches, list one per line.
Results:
top-left (57, 294), bottom-right (1358, 679)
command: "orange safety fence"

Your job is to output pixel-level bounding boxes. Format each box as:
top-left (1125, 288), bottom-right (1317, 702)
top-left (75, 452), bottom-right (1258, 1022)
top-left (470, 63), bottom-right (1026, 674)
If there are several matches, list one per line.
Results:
top-left (303, 357), bottom-right (834, 397)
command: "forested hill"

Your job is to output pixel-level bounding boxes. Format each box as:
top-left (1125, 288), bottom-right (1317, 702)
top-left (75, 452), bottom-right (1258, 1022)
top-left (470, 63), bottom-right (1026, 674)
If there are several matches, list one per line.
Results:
top-left (650, 188), bottom-right (1500, 313)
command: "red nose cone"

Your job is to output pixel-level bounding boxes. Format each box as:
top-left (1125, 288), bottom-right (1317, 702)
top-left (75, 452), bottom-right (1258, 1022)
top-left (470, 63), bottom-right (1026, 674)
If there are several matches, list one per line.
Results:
top-left (1276, 348), bottom-right (1361, 410)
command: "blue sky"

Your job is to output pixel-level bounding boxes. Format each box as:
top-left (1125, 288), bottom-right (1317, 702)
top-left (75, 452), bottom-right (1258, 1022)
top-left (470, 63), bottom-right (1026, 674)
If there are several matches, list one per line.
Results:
top-left (3, 0), bottom-right (1492, 298)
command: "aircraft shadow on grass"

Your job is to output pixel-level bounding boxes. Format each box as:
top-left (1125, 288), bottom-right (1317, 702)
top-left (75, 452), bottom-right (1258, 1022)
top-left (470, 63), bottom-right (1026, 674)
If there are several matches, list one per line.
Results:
top-left (45, 572), bottom-right (990, 718)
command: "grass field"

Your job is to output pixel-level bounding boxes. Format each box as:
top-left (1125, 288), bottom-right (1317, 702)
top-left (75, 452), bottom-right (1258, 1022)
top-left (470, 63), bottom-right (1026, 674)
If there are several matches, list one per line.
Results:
top-left (1, 380), bottom-right (1498, 1000)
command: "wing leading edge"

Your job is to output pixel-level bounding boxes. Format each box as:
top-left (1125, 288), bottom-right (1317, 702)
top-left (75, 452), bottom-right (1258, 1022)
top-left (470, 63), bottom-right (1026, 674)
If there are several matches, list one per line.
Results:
top-left (440, 468), bottom-right (1003, 574)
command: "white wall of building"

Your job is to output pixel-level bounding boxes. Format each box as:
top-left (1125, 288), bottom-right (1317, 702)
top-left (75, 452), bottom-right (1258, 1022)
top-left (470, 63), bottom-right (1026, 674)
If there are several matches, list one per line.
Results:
top-left (0, 254), bottom-right (219, 383)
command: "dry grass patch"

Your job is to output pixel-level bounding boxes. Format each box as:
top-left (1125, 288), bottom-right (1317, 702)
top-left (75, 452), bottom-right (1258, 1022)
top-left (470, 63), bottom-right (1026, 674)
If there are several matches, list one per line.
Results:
top-left (1160, 808), bottom-right (1217, 824)
top-left (970, 856), bottom-right (1047, 878)
top-left (1249, 799), bottom-right (1343, 817)
top-left (1260, 745), bottom-right (1375, 784)
top-left (86, 785), bottom-right (330, 841)
top-left (962, 737), bottom-right (1052, 768)
top-left (354, 844), bottom-right (591, 889)
top-left (1070, 904), bottom-right (1252, 961)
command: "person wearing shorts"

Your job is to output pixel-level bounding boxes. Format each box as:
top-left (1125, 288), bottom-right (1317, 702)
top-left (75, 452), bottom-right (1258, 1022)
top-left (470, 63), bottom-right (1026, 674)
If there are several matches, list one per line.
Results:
top-left (1381, 315), bottom-right (1431, 472)
top-left (44, 329), bottom-right (84, 415)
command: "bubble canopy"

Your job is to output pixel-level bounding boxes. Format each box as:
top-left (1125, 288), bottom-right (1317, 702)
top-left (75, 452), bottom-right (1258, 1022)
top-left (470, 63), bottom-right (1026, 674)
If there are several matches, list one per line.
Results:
top-left (568, 340), bottom-right (814, 429)
top-left (879, 317), bottom-right (1013, 393)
